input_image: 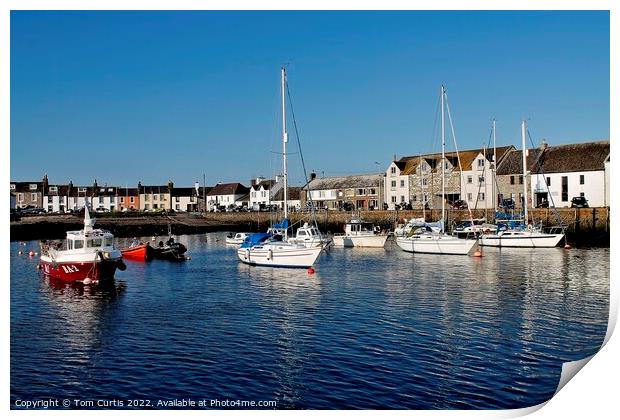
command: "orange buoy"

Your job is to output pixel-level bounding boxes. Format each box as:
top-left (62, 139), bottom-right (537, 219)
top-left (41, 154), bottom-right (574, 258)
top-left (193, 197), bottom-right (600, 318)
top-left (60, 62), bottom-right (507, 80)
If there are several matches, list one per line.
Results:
top-left (28, 251), bottom-right (35, 257)
top-left (473, 250), bottom-right (483, 257)
top-left (307, 267), bottom-right (315, 274)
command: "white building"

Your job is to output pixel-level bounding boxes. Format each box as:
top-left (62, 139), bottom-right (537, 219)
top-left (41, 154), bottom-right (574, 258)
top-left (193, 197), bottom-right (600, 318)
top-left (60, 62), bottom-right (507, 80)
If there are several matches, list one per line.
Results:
top-left (385, 160), bottom-right (411, 210)
top-left (528, 140), bottom-right (610, 208)
top-left (460, 146), bottom-right (514, 210)
top-left (206, 182), bottom-right (250, 211)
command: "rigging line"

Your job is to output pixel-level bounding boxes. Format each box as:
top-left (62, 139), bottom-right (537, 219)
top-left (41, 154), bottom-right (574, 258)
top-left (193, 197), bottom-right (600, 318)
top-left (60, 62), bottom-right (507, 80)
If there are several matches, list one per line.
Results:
top-left (443, 90), bottom-right (476, 227)
top-left (526, 129), bottom-right (567, 234)
top-left (286, 81), bottom-right (318, 226)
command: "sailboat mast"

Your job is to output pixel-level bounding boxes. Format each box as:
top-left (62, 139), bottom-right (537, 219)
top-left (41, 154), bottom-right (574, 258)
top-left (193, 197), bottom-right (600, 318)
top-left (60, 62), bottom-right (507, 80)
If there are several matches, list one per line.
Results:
top-left (440, 85), bottom-right (445, 231)
top-left (521, 120), bottom-right (528, 224)
top-left (492, 118), bottom-right (497, 213)
top-left (281, 67), bottom-right (289, 224)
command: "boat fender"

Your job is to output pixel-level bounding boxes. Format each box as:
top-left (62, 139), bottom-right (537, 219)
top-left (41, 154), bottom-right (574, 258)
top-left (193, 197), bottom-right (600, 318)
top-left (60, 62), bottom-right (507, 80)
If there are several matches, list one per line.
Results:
top-left (267, 249), bottom-right (273, 261)
top-left (527, 224), bottom-right (533, 232)
top-left (244, 249), bottom-right (250, 260)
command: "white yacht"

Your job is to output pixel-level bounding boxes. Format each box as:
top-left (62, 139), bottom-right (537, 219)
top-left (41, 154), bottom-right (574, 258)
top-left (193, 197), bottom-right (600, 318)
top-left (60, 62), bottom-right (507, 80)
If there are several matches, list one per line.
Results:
top-left (237, 67), bottom-right (322, 268)
top-left (395, 85), bottom-right (478, 256)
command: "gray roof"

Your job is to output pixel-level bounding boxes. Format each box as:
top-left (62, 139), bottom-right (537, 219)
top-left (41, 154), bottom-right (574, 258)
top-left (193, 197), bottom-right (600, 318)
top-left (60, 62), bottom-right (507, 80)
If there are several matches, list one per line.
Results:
top-left (307, 173), bottom-right (384, 190)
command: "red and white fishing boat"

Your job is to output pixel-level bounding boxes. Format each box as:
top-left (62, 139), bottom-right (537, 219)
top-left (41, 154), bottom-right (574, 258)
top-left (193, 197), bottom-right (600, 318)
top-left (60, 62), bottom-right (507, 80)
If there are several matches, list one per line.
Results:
top-left (39, 206), bottom-right (126, 284)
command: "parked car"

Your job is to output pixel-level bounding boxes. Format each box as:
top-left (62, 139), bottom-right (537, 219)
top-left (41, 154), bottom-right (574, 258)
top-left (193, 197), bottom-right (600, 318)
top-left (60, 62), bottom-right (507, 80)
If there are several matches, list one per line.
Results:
top-left (19, 206), bottom-right (46, 215)
top-left (570, 196), bottom-right (589, 208)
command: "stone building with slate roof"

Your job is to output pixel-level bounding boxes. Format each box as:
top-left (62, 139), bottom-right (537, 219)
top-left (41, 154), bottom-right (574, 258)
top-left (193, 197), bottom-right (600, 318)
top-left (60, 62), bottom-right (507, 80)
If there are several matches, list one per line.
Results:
top-left (305, 173), bottom-right (384, 211)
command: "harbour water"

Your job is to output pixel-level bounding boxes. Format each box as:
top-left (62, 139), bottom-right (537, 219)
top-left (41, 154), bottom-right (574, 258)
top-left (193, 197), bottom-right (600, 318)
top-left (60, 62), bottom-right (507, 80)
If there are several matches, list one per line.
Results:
top-left (10, 234), bottom-right (609, 409)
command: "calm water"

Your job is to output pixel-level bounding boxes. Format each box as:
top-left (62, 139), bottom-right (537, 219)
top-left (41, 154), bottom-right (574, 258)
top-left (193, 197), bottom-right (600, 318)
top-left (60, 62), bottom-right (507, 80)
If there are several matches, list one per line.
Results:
top-left (10, 234), bottom-right (609, 409)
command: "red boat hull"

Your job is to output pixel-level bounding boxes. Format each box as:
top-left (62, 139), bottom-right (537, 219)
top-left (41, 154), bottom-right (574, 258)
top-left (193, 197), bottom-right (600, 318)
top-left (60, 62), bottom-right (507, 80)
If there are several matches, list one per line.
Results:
top-left (121, 244), bottom-right (154, 261)
top-left (39, 258), bottom-right (121, 283)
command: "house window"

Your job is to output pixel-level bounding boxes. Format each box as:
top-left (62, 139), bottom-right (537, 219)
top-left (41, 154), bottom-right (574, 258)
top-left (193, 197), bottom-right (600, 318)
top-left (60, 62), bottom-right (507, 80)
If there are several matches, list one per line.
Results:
top-left (176, 204), bottom-right (180, 210)
top-left (467, 176), bottom-right (473, 184)
top-left (422, 162), bottom-right (428, 172)
top-left (47, 196), bottom-right (53, 203)
top-left (145, 204), bottom-right (150, 210)
top-left (478, 193), bottom-right (485, 201)
top-left (78, 187), bottom-right (87, 193)
top-left (400, 195), bottom-right (405, 203)
top-left (422, 178), bottom-right (428, 186)
top-left (175, 196), bottom-right (180, 202)
top-left (391, 167), bottom-right (396, 175)
top-left (391, 196), bottom-right (396, 203)
top-left (546, 177), bottom-right (551, 186)
top-left (145, 195), bottom-right (150, 202)
top-left (49, 186), bottom-right (58, 193)
top-left (357, 188), bottom-right (365, 195)
top-left (18, 193), bottom-right (23, 201)
top-left (391, 181), bottom-right (396, 188)
top-left (510, 176), bottom-right (515, 185)
top-left (561, 176), bottom-right (568, 201)
top-left (519, 176), bottom-right (523, 185)
top-left (153, 194), bottom-right (158, 201)
top-left (368, 188), bottom-right (376, 195)
top-left (478, 158), bottom-right (484, 168)
top-left (467, 193), bottom-right (472, 201)
top-left (444, 162), bottom-right (449, 170)
top-left (120, 197), bottom-right (125, 203)
top-left (130, 196), bottom-right (135, 203)
top-left (29, 184), bottom-right (37, 190)
top-left (479, 176), bottom-right (485, 184)
top-left (413, 195), bottom-right (417, 202)
top-left (31, 193), bottom-right (37, 201)
top-left (400, 180), bottom-right (405, 188)
top-left (153, 204), bottom-right (158, 209)
top-left (580, 175), bottom-right (585, 185)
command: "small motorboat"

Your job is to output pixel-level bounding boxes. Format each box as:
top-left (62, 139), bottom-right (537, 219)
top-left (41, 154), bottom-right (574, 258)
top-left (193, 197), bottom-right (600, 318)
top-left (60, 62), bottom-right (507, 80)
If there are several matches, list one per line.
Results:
top-left (225, 232), bottom-right (250, 245)
top-left (153, 237), bottom-right (188, 261)
top-left (121, 240), bottom-right (155, 261)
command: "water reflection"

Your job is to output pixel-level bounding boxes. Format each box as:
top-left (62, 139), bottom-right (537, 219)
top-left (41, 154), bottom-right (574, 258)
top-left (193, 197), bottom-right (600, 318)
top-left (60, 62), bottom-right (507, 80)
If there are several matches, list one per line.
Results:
top-left (11, 237), bottom-right (609, 409)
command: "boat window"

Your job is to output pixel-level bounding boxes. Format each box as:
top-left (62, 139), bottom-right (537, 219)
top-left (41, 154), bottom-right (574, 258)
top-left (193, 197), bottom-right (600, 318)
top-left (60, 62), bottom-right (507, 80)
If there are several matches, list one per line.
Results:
top-left (87, 238), bottom-right (103, 248)
top-left (104, 237), bottom-right (113, 246)
top-left (74, 240), bottom-right (84, 249)
top-left (298, 231), bottom-right (306, 236)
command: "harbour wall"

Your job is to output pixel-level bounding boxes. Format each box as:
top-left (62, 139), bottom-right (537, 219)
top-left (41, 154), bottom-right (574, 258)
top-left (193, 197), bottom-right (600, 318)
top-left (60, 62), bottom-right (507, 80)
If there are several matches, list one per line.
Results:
top-left (10, 207), bottom-right (610, 247)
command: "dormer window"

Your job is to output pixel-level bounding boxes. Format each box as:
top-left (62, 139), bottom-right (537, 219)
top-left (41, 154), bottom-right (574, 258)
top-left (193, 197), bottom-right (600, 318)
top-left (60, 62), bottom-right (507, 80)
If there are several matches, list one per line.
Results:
top-left (49, 186), bottom-right (58, 193)
top-left (10, 184), bottom-right (15, 190)
top-left (29, 184), bottom-right (37, 190)
top-left (100, 188), bottom-right (105, 192)
top-left (108, 188), bottom-right (113, 192)
top-left (477, 158), bottom-right (485, 168)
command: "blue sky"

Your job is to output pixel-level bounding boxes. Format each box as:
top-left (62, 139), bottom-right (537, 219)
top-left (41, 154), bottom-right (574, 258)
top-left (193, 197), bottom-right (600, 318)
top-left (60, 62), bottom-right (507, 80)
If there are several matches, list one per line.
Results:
top-left (10, 10), bottom-right (609, 187)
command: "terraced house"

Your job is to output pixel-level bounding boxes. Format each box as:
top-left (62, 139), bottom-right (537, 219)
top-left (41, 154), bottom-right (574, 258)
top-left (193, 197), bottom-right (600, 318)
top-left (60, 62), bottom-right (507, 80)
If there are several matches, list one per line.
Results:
top-left (305, 173), bottom-right (384, 211)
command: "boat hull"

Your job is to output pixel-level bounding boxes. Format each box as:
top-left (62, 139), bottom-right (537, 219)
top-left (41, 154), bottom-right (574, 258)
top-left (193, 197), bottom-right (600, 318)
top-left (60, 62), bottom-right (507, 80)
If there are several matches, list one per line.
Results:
top-left (479, 233), bottom-right (564, 248)
top-left (332, 234), bottom-right (389, 248)
top-left (396, 235), bottom-right (478, 255)
top-left (39, 257), bottom-right (122, 283)
top-left (121, 244), bottom-right (154, 261)
top-left (237, 244), bottom-right (322, 268)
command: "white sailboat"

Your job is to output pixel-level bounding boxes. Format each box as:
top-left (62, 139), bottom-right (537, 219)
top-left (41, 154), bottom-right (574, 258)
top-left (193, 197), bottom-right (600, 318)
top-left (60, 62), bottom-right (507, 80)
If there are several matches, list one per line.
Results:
top-left (237, 67), bottom-right (322, 268)
top-left (396, 85), bottom-right (478, 255)
top-left (479, 121), bottom-right (564, 248)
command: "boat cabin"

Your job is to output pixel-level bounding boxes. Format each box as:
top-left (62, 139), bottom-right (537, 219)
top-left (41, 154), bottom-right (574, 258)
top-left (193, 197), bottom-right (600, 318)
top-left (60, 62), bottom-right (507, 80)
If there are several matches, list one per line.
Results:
top-left (64, 229), bottom-right (116, 252)
top-left (344, 219), bottom-right (380, 236)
